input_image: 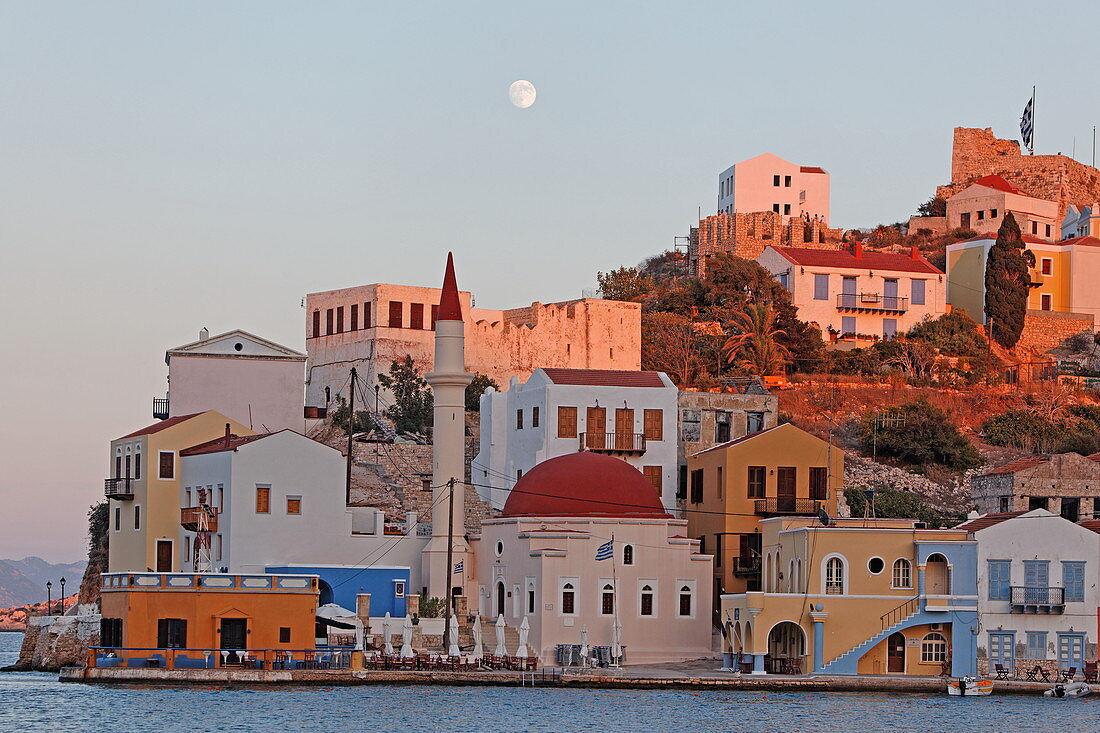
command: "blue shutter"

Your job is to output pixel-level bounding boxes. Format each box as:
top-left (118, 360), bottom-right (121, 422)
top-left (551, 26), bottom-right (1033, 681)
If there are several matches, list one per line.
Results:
top-left (911, 279), bottom-right (926, 306)
top-left (814, 273), bottom-right (829, 300)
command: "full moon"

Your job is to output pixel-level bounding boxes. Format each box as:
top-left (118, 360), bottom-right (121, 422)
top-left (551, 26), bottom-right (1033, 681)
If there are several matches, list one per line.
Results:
top-left (509, 80), bottom-right (536, 108)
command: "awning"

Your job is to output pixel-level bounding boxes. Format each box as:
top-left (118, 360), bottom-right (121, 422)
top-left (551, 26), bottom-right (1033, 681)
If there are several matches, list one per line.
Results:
top-left (315, 616), bottom-right (357, 630)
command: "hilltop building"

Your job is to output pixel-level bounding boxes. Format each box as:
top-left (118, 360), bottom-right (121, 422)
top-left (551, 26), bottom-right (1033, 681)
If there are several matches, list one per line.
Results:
top-left (1063, 203), bottom-right (1100, 240)
top-left (474, 368), bottom-right (679, 513)
top-left (945, 175), bottom-right (1060, 239)
top-left (970, 453), bottom-right (1100, 521)
top-left (718, 153), bottom-right (829, 222)
top-left (959, 510), bottom-right (1098, 675)
top-left (722, 517), bottom-right (979, 677)
top-left (158, 329), bottom-right (307, 432)
top-left (757, 244), bottom-right (946, 339)
top-left (304, 283), bottom-right (641, 411)
top-left (105, 411), bottom-right (253, 574)
top-left (687, 211), bottom-right (842, 279)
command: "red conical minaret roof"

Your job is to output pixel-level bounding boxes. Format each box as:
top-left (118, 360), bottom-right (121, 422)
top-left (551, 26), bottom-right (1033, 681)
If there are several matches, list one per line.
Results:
top-left (437, 252), bottom-right (463, 321)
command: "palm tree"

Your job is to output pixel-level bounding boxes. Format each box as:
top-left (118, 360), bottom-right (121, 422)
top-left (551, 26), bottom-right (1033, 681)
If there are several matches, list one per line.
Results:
top-left (722, 303), bottom-right (791, 376)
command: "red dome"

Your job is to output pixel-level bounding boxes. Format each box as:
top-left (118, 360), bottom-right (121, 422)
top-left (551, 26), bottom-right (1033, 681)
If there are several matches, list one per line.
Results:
top-left (502, 452), bottom-right (670, 519)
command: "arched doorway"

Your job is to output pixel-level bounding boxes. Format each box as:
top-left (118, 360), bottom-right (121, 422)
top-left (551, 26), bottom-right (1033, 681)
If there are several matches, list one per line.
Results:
top-left (887, 631), bottom-right (905, 673)
top-left (495, 581), bottom-right (506, 619)
top-left (318, 579), bottom-right (335, 606)
top-left (926, 554), bottom-right (950, 594)
top-left (767, 621), bottom-right (807, 674)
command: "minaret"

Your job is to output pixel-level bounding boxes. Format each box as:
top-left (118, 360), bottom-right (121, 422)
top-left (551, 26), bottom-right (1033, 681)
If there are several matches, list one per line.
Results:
top-left (421, 253), bottom-right (473, 600)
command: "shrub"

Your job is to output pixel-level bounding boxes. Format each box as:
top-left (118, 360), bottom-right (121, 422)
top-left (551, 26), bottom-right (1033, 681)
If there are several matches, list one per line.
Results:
top-left (981, 410), bottom-right (1065, 453)
top-left (844, 487), bottom-right (945, 526)
top-left (860, 399), bottom-right (981, 471)
top-left (465, 373), bottom-right (500, 412)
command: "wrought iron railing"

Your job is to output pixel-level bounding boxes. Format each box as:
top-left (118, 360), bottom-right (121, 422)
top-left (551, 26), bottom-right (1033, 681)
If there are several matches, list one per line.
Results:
top-left (578, 432), bottom-right (647, 453)
top-left (837, 294), bottom-right (909, 312)
top-left (881, 596), bottom-right (921, 631)
top-left (731, 555), bottom-right (761, 575)
top-left (753, 498), bottom-right (822, 515)
top-left (153, 398), bottom-right (170, 420)
top-left (1011, 586), bottom-right (1065, 606)
top-left (104, 477), bottom-right (135, 499)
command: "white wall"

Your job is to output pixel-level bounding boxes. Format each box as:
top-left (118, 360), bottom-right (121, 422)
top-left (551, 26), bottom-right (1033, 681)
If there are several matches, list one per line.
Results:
top-left (169, 355), bottom-right (305, 433)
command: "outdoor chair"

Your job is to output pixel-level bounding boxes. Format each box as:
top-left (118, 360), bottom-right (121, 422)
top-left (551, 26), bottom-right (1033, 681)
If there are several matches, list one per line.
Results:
top-left (993, 663), bottom-right (1012, 680)
top-left (1083, 662), bottom-right (1098, 683)
top-left (1060, 666), bottom-right (1077, 682)
top-left (1024, 665), bottom-right (1051, 682)
top-left (524, 656), bottom-right (538, 671)
top-left (938, 659), bottom-right (952, 677)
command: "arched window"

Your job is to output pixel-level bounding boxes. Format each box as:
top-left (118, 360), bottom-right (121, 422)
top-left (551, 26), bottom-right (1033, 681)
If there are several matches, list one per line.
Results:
top-left (892, 559), bottom-right (913, 589)
top-left (921, 632), bottom-right (948, 663)
top-left (623, 545), bottom-right (634, 566)
top-left (601, 584), bottom-right (615, 615)
top-left (561, 583), bottom-right (575, 615)
top-left (678, 585), bottom-right (692, 616)
top-left (640, 584), bottom-right (654, 616)
top-left (765, 553), bottom-right (774, 593)
top-left (825, 557), bottom-right (845, 595)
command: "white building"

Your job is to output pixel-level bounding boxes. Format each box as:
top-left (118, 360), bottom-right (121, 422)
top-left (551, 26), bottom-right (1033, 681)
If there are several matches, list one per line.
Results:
top-left (474, 368), bottom-right (679, 513)
top-left (717, 153), bottom-right (829, 223)
top-left (959, 509), bottom-right (1099, 673)
top-left (757, 244), bottom-right (946, 339)
top-left (1062, 203), bottom-right (1100, 240)
top-left (177, 429), bottom-right (428, 601)
top-left (161, 329), bottom-right (307, 432)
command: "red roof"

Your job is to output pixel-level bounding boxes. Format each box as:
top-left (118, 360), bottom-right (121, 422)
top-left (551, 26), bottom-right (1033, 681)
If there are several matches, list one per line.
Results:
top-left (116, 413), bottom-right (203, 440)
top-left (540, 368), bottom-right (667, 388)
top-left (980, 456), bottom-right (1050, 476)
top-left (180, 433), bottom-right (272, 456)
top-left (770, 246), bottom-right (943, 274)
top-left (1077, 520), bottom-right (1100, 535)
top-left (974, 175), bottom-right (1024, 195)
top-left (959, 233), bottom-right (1058, 246)
top-left (955, 511), bottom-right (1026, 532)
top-left (799, 166), bottom-right (826, 174)
top-left (1061, 236), bottom-right (1100, 248)
top-left (436, 252), bottom-right (463, 322)
top-left (502, 452), bottom-right (670, 519)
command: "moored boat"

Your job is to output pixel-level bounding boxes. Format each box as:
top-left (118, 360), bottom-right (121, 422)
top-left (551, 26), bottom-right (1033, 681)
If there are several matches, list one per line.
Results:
top-left (947, 676), bottom-right (994, 696)
top-left (1044, 682), bottom-right (1091, 698)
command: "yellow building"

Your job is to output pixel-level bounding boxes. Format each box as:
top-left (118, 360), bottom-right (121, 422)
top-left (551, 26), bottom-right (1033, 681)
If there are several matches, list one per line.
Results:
top-left (946, 234), bottom-right (1100, 322)
top-left (686, 423), bottom-right (842, 605)
top-left (721, 517), bottom-right (979, 677)
top-left (106, 411), bottom-right (252, 573)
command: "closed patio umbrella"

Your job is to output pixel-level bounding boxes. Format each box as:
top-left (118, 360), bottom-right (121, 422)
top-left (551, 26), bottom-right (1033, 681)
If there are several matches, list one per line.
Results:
top-left (470, 615), bottom-right (484, 663)
top-left (579, 625), bottom-right (589, 666)
top-left (494, 614), bottom-right (507, 657)
top-left (400, 615), bottom-right (414, 658)
top-left (381, 612), bottom-right (394, 655)
top-left (611, 618), bottom-right (622, 667)
top-left (447, 619), bottom-right (461, 657)
top-left (516, 616), bottom-right (530, 658)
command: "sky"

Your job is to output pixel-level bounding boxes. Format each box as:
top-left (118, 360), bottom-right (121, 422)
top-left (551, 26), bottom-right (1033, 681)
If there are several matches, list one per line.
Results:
top-left (2, 0), bottom-right (1099, 563)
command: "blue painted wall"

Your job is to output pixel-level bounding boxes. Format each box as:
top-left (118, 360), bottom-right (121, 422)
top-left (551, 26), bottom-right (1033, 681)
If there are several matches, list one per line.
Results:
top-left (265, 566), bottom-right (410, 617)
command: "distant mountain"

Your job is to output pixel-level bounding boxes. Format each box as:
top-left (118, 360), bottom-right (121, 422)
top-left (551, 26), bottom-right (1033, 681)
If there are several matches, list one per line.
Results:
top-left (0, 557), bottom-right (85, 608)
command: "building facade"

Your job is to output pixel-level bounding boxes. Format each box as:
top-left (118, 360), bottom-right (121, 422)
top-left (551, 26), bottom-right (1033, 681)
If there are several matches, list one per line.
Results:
top-left (474, 368), bottom-right (679, 513)
top-left (970, 453), bottom-right (1100, 520)
top-left (758, 244), bottom-right (945, 339)
top-left (686, 423), bottom-right (843, 604)
top-left (1062, 204), bottom-right (1100, 241)
top-left (687, 211), bottom-right (842, 278)
top-left (470, 451), bottom-right (714, 665)
top-left (945, 175), bottom-right (1060, 239)
top-left (718, 153), bottom-right (829, 223)
top-left (304, 283), bottom-right (641, 410)
top-left (960, 510), bottom-right (1099, 674)
top-left (721, 518), bottom-right (979, 677)
top-left (106, 411), bottom-right (254, 574)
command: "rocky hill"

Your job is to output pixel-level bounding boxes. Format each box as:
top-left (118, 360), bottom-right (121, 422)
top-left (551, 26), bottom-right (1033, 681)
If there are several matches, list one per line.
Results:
top-left (0, 557), bottom-right (85, 608)
top-left (0, 595), bottom-right (79, 632)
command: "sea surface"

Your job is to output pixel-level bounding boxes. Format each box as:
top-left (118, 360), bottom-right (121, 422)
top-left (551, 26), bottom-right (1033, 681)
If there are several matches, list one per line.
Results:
top-left (0, 631), bottom-right (1095, 732)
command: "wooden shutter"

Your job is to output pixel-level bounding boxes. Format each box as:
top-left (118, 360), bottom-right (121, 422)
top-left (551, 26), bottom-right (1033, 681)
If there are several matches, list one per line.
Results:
top-left (287, 497), bottom-right (302, 514)
top-left (586, 407), bottom-right (606, 449)
top-left (336, 306), bottom-right (344, 333)
top-left (363, 302), bottom-right (372, 328)
top-left (809, 467), bottom-right (828, 500)
top-left (643, 409), bottom-right (663, 441)
top-left (430, 304), bottom-right (438, 330)
top-left (388, 301), bottom-right (403, 328)
top-left (557, 407), bottom-right (577, 438)
top-left (410, 303), bottom-right (425, 329)
top-left (256, 487), bottom-right (270, 513)
top-left (312, 311), bottom-right (321, 337)
top-left (326, 308), bottom-right (334, 335)
top-left (158, 452), bottom-right (174, 479)
top-left (643, 466), bottom-right (663, 497)
top-left (350, 304), bottom-right (358, 331)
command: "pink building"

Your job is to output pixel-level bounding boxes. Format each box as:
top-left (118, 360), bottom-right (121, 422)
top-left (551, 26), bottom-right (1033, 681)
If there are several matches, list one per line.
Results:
top-left (946, 175), bottom-right (1059, 240)
top-left (718, 153), bottom-right (829, 224)
top-left (471, 451), bottom-right (714, 665)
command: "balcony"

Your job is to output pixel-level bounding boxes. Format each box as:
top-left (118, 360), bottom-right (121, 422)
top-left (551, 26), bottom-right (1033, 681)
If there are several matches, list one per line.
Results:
top-left (836, 294), bottom-right (909, 313)
top-left (104, 477), bottom-right (135, 500)
top-left (180, 507), bottom-right (219, 532)
top-left (579, 432), bottom-right (647, 455)
top-left (1010, 586), bottom-right (1066, 613)
top-left (153, 398), bottom-right (170, 420)
top-left (753, 498), bottom-right (823, 516)
top-left (731, 555), bottom-right (761, 577)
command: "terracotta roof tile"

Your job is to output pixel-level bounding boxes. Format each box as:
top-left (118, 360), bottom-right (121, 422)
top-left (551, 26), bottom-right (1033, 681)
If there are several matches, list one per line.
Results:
top-left (180, 433), bottom-right (272, 456)
top-left (116, 413), bottom-right (204, 440)
top-left (955, 511), bottom-right (1026, 532)
top-left (1077, 520), bottom-right (1100, 535)
top-left (974, 174), bottom-right (1024, 195)
top-left (980, 456), bottom-right (1050, 476)
top-left (958, 233), bottom-right (1056, 246)
top-left (799, 166), bottom-right (827, 174)
top-left (770, 246), bottom-right (943, 274)
top-left (540, 368), bottom-right (667, 388)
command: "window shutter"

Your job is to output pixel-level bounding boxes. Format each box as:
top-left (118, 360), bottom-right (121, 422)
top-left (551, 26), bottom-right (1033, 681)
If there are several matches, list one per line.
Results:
top-left (643, 409), bottom-right (663, 441)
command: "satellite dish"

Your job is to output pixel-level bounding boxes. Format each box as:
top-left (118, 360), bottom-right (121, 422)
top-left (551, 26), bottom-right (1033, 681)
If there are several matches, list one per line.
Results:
top-left (818, 506), bottom-right (832, 527)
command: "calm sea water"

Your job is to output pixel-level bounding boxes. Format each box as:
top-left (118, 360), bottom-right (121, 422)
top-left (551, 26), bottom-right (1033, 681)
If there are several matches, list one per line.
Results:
top-left (1, 631), bottom-right (1095, 732)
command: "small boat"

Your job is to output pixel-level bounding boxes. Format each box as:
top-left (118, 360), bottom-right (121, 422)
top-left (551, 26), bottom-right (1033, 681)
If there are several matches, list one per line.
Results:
top-left (947, 676), bottom-right (994, 696)
top-left (1044, 682), bottom-right (1091, 698)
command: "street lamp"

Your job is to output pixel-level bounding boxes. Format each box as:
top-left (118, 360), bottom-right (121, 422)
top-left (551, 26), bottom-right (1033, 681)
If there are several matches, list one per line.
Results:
top-left (46, 581), bottom-right (52, 617)
top-left (59, 577), bottom-right (66, 614)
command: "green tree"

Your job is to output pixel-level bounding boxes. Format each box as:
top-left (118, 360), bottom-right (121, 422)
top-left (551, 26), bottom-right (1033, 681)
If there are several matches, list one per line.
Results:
top-left (984, 213), bottom-right (1034, 348)
top-left (639, 250), bottom-right (688, 281)
top-left (641, 311), bottom-right (708, 386)
top-left (982, 409), bottom-right (1066, 453)
top-left (916, 196), bottom-right (947, 218)
top-left (597, 266), bottom-right (652, 302)
top-left (378, 355), bottom-right (434, 435)
top-left (331, 395), bottom-right (378, 434)
top-left (721, 302), bottom-right (791, 376)
top-left (465, 373), bottom-right (500, 412)
top-left (843, 487), bottom-right (947, 526)
top-left (860, 399), bottom-right (981, 471)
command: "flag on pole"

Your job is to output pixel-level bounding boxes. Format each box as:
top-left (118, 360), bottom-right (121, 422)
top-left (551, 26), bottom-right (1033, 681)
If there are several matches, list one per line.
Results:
top-left (1020, 93), bottom-right (1035, 151)
top-left (595, 539), bottom-right (613, 561)
top-left (453, 561), bottom-right (463, 574)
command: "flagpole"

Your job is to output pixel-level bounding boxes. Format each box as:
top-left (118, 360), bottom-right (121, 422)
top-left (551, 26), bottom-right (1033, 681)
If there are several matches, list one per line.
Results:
top-left (610, 532), bottom-right (620, 667)
top-left (1031, 85), bottom-right (1036, 155)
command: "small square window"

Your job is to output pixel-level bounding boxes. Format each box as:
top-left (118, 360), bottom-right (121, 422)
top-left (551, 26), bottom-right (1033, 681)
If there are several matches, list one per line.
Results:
top-left (783, 203), bottom-right (791, 215)
top-left (279, 627), bottom-right (291, 643)
top-left (784, 175), bottom-right (792, 187)
top-left (773, 174), bottom-right (781, 186)
top-left (286, 497), bottom-right (302, 514)
top-left (977, 210), bottom-right (985, 221)
top-left (1041, 258), bottom-right (1052, 275)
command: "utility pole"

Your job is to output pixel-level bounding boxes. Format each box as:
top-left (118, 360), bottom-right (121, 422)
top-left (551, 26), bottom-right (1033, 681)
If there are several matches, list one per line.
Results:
top-left (374, 384), bottom-right (380, 464)
top-left (443, 478), bottom-right (456, 654)
top-left (346, 367), bottom-right (356, 506)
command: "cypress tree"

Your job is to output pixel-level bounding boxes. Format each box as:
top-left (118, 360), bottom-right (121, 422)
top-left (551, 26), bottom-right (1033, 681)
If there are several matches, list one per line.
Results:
top-left (984, 212), bottom-right (1034, 348)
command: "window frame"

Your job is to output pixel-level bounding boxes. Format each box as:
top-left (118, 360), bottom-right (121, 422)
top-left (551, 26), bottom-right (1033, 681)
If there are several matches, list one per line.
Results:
top-left (286, 496), bottom-right (302, 515)
top-left (824, 555), bottom-right (846, 595)
top-left (1062, 561), bottom-right (1085, 602)
top-left (255, 485), bottom-right (271, 514)
top-left (988, 559), bottom-right (1011, 601)
top-left (891, 558), bottom-right (913, 589)
top-left (920, 632), bottom-right (948, 663)
top-left (560, 580), bottom-right (577, 616)
top-left (747, 466), bottom-right (766, 499)
top-left (557, 406), bottom-right (578, 438)
top-left (157, 451), bottom-right (175, 480)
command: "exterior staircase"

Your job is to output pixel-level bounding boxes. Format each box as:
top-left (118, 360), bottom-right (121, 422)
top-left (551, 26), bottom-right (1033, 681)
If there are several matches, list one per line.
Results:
top-left (820, 597), bottom-right (921, 673)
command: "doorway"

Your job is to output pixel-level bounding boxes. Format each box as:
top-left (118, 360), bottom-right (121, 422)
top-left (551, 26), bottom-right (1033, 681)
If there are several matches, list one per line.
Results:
top-left (155, 539), bottom-right (173, 572)
top-left (887, 632), bottom-right (905, 673)
top-left (586, 407), bottom-right (606, 449)
top-left (495, 581), bottom-right (506, 619)
top-left (925, 554), bottom-right (950, 595)
top-left (777, 467), bottom-right (796, 513)
top-left (615, 408), bottom-right (634, 450)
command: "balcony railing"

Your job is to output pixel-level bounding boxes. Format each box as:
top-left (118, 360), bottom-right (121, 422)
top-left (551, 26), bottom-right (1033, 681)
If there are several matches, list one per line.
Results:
top-left (153, 398), bottom-right (170, 420)
top-left (731, 555), bottom-right (761, 576)
top-left (1010, 586), bottom-right (1065, 612)
top-left (104, 477), bottom-right (135, 500)
top-left (753, 498), bottom-right (823, 515)
top-left (579, 432), bottom-right (647, 454)
top-left (836, 294), bottom-right (909, 313)
top-left (180, 506), bottom-right (219, 532)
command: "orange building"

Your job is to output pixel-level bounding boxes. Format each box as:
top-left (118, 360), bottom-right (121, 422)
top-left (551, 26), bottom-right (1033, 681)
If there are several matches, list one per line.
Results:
top-left (97, 571), bottom-right (319, 669)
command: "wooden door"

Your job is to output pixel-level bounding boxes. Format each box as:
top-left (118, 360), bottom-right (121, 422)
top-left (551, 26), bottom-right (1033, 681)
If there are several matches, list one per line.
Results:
top-left (155, 540), bottom-right (173, 572)
top-left (496, 581), bottom-right (506, 619)
top-left (615, 408), bottom-right (634, 450)
top-left (220, 618), bottom-right (247, 650)
top-left (776, 467), bottom-right (796, 512)
top-left (586, 407), bottom-right (606, 450)
top-left (887, 632), bottom-right (905, 673)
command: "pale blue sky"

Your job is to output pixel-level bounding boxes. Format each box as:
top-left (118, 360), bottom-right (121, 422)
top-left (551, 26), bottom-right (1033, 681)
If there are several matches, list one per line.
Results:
top-left (2, 1), bottom-right (1098, 562)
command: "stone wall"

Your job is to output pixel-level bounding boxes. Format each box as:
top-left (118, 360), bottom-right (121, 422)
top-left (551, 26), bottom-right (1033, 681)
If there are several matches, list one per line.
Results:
top-left (13, 608), bottom-right (100, 671)
top-left (688, 211), bottom-right (842, 277)
top-left (844, 454), bottom-right (972, 515)
top-left (937, 127), bottom-right (1100, 221)
top-left (971, 453), bottom-right (1100, 518)
top-left (1016, 310), bottom-right (1094, 355)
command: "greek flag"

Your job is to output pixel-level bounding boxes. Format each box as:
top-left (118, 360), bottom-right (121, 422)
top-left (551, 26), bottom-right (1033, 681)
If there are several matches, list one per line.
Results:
top-left (595, 539), bottom-right (613, 561)
top-left (1020, 94), bottom-right (1034, 150)
top-left (453, 561), bottom-right (463, 574)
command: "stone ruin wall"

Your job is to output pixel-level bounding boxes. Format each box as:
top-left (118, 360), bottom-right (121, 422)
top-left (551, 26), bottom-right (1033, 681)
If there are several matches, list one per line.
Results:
top-left (1016, 310), bottom-right (1095, 356)
top-left (689, 211), bottom-right (843, 277)
top-left (937, 127), bottom-right (1100, 221)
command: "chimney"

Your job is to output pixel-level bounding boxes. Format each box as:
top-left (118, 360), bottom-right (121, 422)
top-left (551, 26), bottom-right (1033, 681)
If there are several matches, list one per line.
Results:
top-left (199, 327), bottom-right (209, 341)
top-left (224, 423), bottom-right (231, 449)
top-left (853, 242), bottom-right (863, 259)
top-left (910, 246), bottom-right (921, 260)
